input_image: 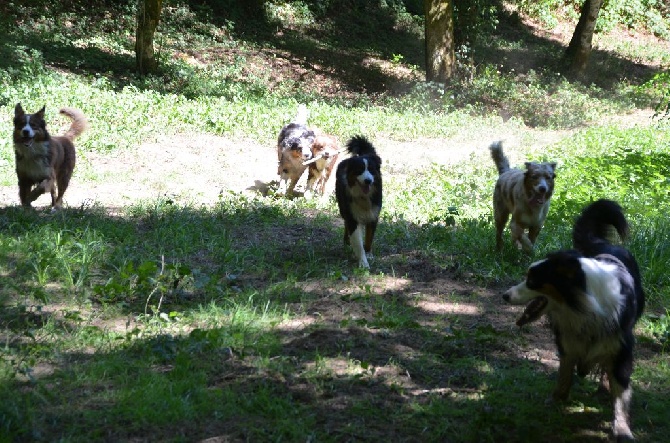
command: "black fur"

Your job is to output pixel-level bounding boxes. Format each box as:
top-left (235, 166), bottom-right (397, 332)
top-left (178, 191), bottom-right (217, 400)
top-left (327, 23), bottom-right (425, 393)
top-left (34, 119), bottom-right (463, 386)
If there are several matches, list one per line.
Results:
top-left (335, 136), bottom-right (382, 268)
top-left (503, 198), bottom-right (644, 441)
top-left (573, 199), bottom-right (645, 320)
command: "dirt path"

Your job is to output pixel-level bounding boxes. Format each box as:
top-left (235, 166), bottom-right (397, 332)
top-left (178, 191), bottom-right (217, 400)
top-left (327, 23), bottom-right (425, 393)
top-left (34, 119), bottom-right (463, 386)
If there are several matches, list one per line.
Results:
top-left (1, 109), bottom-right (656, 210)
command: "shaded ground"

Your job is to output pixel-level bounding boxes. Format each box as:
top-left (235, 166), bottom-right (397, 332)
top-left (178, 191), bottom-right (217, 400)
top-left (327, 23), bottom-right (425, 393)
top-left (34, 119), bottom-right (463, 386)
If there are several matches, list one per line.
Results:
top-left (0, 108), bottom-right (664, 441)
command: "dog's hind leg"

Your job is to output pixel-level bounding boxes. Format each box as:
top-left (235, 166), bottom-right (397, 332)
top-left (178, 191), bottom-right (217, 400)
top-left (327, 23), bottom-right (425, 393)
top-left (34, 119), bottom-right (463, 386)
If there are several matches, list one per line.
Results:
top-left (527, 225), bottom-right (542, 250)
top-left (493, 203), bottom-right (510, 251)
top-left (54, 144), bottom-right (76, 209)
top-left (54, 172), bottom-right (73, 209)
top-left (610, 378), bottom-right (634, 441)
top-left (364, 221), bottom-right (377, 255)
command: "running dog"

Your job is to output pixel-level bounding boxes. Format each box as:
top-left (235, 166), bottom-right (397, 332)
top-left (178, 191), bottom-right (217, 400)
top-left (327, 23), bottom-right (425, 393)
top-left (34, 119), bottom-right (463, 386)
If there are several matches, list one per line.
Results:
top-left (276, 104), bottom-right (315, 196)
top-left (13, 103), bottom-right (87, 210)
top-left (490, 141), bottom-right (556, 252)
top-left (503, 199), bottom-right (645, 441)
top-left (335, 136), bottom-right (382, 268)
top-left (305, 134), bottom-right (340, 198)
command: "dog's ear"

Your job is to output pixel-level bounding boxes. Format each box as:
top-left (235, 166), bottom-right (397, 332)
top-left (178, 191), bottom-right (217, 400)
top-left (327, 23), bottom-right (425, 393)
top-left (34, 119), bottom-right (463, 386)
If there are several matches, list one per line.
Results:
top-left (549, 162), bottom-right (557, 171)
top-left (14, 103), bottom-right (24, 116)
top-left (36, 106), bottom-right (46, 118)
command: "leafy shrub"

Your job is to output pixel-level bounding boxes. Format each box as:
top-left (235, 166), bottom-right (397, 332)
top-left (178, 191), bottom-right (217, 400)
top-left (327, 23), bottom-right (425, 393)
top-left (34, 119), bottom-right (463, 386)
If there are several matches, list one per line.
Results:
top-left (446, 65), bottom-right (633, 128)
top-left (514, 0), bottom-right (669, 37)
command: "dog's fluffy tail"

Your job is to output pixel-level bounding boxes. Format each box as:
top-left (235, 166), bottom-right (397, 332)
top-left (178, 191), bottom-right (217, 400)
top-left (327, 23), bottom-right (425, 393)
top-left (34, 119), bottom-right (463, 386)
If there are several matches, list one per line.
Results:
top-left (293, 104), bottom-right (309, 126)
top-left (346, 135), bottom-right (378, 158)
top-left (59, 107), bottom-right (88, 141)
top-left (489, 141), bottom-right (510, 175)
top-left (572, 199), bottom-right (629, 255)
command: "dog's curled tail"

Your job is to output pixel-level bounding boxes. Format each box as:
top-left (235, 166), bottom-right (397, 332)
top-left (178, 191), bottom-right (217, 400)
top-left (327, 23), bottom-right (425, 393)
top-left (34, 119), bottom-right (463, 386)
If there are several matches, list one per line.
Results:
top-left (346, 135), bottom-right (378, 158)
top-left (59, 107), bottom-right (88, 141)
top-left (489, 141), bottom-right (510, 175)
top-left (572, 199), bottom-right (629, 254)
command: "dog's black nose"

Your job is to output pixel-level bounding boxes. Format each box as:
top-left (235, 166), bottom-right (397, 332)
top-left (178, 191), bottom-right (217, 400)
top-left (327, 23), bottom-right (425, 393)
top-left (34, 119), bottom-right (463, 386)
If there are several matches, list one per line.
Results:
top-left (538, 185), bottom-right (547, 193)
top-left (364, 178), bottom-right (372, 185)
top-left (22, 129), bottom-right (30, 136)
top-left (502, 293), bottom-right (510, 302)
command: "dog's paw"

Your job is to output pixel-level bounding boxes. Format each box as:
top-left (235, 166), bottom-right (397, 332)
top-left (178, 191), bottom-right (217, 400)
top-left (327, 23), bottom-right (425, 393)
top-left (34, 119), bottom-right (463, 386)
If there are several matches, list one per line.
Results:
top-left (613, 421), bottom-right (634, 442)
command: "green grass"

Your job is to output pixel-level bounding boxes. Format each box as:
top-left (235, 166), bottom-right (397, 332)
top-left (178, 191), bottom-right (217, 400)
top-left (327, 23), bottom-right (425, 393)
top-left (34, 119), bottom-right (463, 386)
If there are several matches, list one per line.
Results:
top-left (1, 1), bottom-right (669, 442)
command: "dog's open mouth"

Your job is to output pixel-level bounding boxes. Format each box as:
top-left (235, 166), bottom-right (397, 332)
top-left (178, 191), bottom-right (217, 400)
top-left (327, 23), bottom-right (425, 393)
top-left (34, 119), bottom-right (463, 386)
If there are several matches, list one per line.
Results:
top-left (20, 137), bottom-right (34, 146)
top-left (360, 183), bottom-right (371, 194)
top-left (529, 195), bottom-right (547, 206)
top-left (516, 297), bottom-right (548, 326)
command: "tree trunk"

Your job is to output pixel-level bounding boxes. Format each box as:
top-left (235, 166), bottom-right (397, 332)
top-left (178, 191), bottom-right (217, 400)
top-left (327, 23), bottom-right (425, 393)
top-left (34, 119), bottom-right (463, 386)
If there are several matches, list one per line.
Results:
top-left (136, 0), bottom-right (163, 75)
top-left (564, 0), bottom-right (604, 74)
top-left (424, 0), bottom-right (455, 83)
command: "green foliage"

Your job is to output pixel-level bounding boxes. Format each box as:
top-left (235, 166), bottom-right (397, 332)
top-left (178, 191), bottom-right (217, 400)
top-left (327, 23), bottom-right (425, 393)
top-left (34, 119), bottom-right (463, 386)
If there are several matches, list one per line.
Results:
top-left (454, 0), bottom-right (500, 46)
top-left (514, 0), bottom-right (670, 37)
top-left (446, 66), bottom-right (636, 129)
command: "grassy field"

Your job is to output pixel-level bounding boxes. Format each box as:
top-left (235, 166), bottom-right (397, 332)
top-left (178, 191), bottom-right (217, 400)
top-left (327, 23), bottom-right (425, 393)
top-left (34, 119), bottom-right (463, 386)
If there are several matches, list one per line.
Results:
top-left (1, 1), bottom-right (669, 442)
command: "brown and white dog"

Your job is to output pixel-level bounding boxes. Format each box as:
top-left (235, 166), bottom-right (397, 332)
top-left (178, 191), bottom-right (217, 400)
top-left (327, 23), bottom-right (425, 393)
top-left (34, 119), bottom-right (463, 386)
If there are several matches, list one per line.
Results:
top-left (335, 136), bottom-right (382, 268)
top-left (490, 141), bottom-right (556, 252)
top-left (276, 104), bottom-right (315, 196)
top-left (305, 134), bottom-right (340, 198)
top-left (13, 103), bottom-right (87, 210)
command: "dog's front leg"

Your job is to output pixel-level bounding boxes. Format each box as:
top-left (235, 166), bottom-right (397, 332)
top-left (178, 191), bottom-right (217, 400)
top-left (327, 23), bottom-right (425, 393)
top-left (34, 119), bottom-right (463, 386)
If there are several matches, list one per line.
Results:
top-left (18, 179), bottom-right (33, 207)
top-left (510, 221), bottom-right (533, 252)
top-left (528, 225), bottom-right (542, 249)
top-left (553, 355), bottom-right (576, 401)
top-left (349, 225), bottom-right (369, 268)
top-left (28, 178), bottom-right (50, 204)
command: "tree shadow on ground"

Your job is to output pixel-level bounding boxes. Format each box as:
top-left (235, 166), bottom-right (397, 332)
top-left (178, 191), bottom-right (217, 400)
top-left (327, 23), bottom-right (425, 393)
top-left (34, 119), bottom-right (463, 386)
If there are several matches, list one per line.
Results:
top-left (0, 0), bottom-right (664, 108)
top-left (0, 194), bottom-right (664, 441)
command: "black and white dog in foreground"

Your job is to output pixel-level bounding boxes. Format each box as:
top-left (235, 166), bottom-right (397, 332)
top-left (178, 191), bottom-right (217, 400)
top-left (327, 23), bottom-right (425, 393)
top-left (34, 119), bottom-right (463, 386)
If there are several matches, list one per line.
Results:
top-left (335, 136), bottom-right (382, 268)
top-left (503, 199), bottom-right (644, 441)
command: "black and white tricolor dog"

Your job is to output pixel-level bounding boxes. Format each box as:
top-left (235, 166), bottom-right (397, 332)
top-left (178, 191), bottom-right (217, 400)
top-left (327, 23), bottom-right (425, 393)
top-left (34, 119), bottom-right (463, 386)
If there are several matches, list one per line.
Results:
top-left (335, 136), bottom-right (382, 268)
top-left (503, 199), bottom-right (644, 441)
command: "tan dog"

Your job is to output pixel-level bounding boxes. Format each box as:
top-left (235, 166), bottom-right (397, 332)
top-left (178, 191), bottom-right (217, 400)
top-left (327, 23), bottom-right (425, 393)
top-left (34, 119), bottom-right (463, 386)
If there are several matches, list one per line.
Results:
top-left (305, 134), bottom-right (340, 198)
top-left (13, 103), bottom-right (87, 210)
top-left (490, 141), bottom-right (556, 252)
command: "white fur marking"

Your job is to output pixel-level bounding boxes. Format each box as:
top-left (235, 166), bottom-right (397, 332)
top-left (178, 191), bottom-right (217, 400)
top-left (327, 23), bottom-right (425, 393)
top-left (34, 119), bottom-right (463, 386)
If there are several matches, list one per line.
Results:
top-left (350, 226), bottom-right (369, 268)
top-left (578, 258), bottom-right (625, 320)
top-left (22, 115), bottom-right (35, 138)
top-left (357, 158), bottom-right (374, 185)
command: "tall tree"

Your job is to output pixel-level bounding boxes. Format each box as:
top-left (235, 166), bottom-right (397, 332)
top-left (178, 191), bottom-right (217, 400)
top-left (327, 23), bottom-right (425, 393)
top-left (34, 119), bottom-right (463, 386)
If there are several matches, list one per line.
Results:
top-left (564, 0), bottom-right (604, 74)
top-left (424, 0), bottom-right (455, 83)
top-left (136, 0), bottom-right (163, 75)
